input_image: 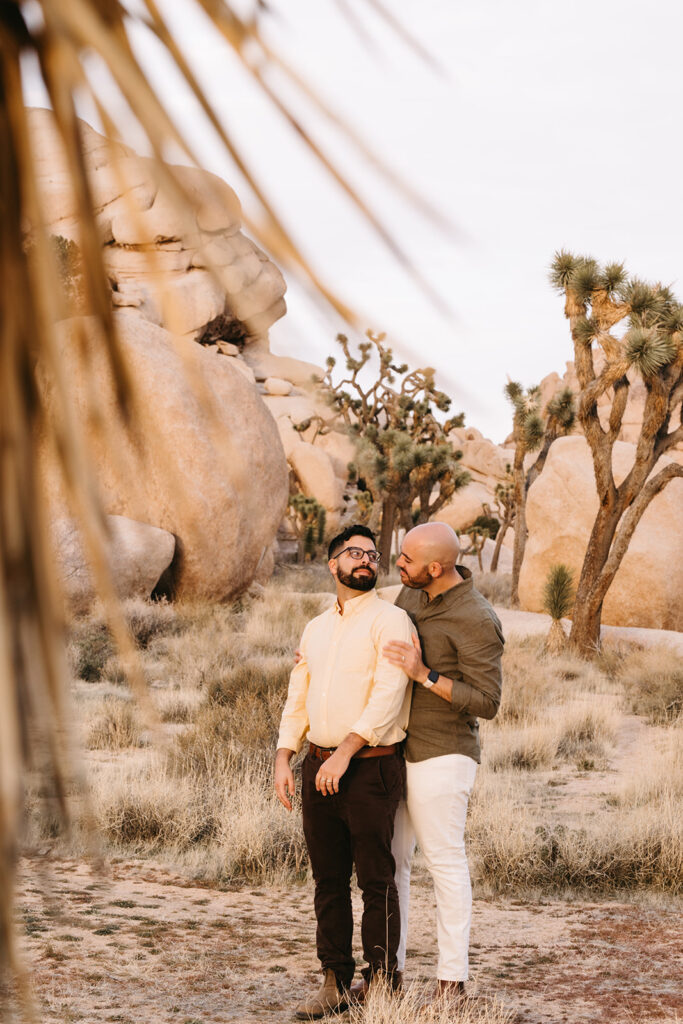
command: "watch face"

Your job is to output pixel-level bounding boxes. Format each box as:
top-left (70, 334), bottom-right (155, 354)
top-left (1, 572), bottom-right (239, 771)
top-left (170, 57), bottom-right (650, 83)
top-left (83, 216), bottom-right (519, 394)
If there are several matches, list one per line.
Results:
top-left (427, 669), bottom-right (439, 685)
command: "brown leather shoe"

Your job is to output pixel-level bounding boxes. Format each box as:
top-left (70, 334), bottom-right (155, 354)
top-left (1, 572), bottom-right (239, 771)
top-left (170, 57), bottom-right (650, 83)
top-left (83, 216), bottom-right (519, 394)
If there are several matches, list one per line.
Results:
top-left (348, 971), bottom-right (403, 1005)
top-left (295, 969), bottom-right (348, 1020)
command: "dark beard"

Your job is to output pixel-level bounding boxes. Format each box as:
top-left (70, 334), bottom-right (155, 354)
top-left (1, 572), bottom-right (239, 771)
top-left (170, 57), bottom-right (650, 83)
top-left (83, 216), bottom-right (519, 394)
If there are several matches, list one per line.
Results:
top-left (337, 565), bottom-right (377, 592)
top-left (399, 566), bottom-right (433, 589)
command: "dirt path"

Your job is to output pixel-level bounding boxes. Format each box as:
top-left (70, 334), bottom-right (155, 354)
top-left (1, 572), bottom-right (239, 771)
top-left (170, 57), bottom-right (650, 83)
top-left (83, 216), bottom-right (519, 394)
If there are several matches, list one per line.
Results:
top-left (13, 856), bottom-right (682, 1024)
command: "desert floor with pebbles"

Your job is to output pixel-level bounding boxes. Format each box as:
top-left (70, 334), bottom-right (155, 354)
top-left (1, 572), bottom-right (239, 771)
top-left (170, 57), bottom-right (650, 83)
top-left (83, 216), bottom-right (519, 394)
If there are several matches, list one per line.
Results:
top-left (12, 855), bottom-right (683, 1024)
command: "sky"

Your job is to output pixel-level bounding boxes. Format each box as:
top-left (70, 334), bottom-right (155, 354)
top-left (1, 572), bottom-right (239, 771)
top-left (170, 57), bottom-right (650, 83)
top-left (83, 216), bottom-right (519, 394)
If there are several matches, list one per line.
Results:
top-left (24, 0), bottom-right (683, 441)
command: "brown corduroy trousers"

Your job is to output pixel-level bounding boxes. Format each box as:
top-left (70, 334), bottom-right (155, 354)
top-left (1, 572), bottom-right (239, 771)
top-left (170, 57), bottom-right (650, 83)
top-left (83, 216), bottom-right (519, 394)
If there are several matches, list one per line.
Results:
top-left (301, 750), bottom-right (405, 988)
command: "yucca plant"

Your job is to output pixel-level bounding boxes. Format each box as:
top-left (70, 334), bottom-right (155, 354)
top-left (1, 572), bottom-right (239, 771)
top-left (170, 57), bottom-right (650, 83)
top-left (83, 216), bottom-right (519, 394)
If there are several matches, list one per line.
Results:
top-left (550, 252), bottom-right (683, 655)
top-left (0, 0), bottom-right (449, 1010)
top-left (542, 564), bottom-right (575, 655)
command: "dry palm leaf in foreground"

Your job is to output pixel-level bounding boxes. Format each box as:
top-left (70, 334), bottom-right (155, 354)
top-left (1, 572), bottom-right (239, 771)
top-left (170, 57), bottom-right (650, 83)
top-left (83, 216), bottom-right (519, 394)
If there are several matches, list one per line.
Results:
top-left (0, 0), bottom-right (450, 1009)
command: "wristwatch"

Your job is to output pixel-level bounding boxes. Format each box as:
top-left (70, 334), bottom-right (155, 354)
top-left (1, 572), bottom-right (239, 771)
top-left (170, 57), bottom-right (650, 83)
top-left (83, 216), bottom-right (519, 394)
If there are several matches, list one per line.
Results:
top-left (423, 668), bottom-right (439, 689)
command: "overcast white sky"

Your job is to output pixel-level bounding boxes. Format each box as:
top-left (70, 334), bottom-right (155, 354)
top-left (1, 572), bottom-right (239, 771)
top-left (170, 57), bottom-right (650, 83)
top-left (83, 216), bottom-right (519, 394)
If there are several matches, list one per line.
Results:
top-left (25, 0), bottom-right (683, 441)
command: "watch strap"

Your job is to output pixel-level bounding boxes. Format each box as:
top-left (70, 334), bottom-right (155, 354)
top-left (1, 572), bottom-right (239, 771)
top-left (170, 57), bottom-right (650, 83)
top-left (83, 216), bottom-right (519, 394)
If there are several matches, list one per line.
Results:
top-left (424, 668), bottom-right (439, 689)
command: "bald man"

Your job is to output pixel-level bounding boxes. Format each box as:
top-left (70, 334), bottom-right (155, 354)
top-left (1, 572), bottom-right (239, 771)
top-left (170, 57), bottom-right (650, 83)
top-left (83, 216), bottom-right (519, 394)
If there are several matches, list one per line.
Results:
top-left (383, 523), bottom-right (504, 1003)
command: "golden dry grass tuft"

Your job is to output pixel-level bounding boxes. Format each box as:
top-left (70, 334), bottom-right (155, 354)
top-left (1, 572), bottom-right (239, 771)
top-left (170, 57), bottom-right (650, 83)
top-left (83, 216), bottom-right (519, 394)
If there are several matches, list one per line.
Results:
top-left (86, 696), bottom-right (142, 751)
top-left (612, 644), bottom-right (683, 724)
top-left (347, 979), bottom-right (514, 1023)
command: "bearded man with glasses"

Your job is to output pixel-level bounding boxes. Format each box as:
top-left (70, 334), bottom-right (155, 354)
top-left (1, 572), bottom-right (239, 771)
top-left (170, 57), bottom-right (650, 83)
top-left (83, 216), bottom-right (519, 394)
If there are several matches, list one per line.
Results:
top-left (275, 524), bottom-right (414, 1020)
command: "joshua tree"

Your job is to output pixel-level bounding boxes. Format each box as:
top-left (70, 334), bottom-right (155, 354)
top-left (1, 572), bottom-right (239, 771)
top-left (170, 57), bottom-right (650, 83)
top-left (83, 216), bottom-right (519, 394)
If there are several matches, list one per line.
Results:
top-left (505, 381), bottom-right (576, 605)
top-left (489, 467), bottom-right (515, 573)
top-left (287, 494), bottom-right (327, 563)
top-left (321, 330), bottom-right (470, 570)
top-left (550, 251), bottom-right (683, 655)
top-left (543, 564), bottom-right (575, 655)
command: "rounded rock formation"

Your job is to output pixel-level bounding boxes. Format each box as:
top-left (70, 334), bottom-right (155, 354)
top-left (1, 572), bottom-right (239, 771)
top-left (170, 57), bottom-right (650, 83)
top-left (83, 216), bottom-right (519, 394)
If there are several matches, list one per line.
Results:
top-left (518, 436), bottom-right (683, 630)
top-left (39, 311), bottom-right (289, 601)
top-left (53, 515), bottom-right (175, 613)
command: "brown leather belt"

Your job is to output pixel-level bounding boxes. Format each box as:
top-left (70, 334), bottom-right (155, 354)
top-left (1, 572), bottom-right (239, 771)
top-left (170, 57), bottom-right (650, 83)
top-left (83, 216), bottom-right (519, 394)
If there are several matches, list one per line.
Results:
top-left (308, 742), bottom-right (397, 761)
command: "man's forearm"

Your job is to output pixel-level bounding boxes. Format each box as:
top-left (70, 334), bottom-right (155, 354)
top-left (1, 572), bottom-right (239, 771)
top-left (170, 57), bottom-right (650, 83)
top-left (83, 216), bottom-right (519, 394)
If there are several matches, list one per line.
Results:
top-left (335, 732), bottom-right (368, 757)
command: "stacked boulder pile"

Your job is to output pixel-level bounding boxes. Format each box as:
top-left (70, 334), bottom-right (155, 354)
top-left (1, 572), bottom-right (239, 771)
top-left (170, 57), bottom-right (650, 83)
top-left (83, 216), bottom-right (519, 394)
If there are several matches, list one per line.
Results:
top-left (31, 109), bottom-right (354, 604)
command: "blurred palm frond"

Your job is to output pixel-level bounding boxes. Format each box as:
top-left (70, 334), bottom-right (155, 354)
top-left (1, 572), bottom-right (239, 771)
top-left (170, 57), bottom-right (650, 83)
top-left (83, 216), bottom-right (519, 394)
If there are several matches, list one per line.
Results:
top-left (0, 0), bottom-right (451, 1009)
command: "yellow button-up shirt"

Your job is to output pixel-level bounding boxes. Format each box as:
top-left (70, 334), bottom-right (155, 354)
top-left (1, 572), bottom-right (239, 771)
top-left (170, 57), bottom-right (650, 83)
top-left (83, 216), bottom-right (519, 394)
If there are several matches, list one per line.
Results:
top-left (277, 589), bottom-right (414, 753)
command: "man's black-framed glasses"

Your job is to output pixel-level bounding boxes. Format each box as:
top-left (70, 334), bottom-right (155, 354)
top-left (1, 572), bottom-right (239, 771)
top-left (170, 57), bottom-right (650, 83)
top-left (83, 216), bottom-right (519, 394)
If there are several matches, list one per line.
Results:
top-left (334, 546), bottom-right (381, 564)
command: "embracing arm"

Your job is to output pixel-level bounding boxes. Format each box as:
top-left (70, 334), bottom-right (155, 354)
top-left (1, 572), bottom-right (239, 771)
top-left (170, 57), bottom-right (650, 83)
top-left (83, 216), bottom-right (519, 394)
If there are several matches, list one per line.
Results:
top-left (384, 619), bottom-right (503, 719)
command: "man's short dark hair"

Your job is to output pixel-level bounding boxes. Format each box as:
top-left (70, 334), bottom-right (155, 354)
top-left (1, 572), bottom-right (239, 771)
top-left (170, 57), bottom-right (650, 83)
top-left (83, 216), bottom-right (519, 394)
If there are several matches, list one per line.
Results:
top-left (327, 524), bottom-right (377, 560)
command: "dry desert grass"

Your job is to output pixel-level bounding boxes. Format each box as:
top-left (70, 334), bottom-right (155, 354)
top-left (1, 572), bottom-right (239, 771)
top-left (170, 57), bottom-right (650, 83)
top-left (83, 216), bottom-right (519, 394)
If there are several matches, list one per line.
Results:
top-left (27, 570), bottom-right (681, 898)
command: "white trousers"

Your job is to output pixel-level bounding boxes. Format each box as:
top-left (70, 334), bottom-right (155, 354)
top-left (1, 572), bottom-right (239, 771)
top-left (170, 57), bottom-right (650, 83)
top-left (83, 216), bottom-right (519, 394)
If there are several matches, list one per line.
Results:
top-left (392, 753), bottom-right (477, 982)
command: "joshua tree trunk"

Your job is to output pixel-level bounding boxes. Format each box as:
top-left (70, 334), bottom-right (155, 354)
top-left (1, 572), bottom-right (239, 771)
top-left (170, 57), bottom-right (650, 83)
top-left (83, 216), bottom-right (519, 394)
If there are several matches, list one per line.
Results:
top-left (378, 496), bottom-right (397, 573)
top-left (490, 521), bottom-right (509, 573)
top-left (510, 445), bottom-right (526, 606)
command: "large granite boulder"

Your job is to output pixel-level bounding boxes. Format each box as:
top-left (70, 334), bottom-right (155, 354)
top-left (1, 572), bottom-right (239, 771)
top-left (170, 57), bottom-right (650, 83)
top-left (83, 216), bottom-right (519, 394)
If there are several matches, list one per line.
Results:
top-left (39, 312), bottom-right (289, 601)
top-left (435, 481), bottom-right (495, 532)
top-left (518, 436), bottom-right (683, 630)
top-left (54, 515), bottom-right (175, 613)
top-left (28, 107), bottom-right (286, 344)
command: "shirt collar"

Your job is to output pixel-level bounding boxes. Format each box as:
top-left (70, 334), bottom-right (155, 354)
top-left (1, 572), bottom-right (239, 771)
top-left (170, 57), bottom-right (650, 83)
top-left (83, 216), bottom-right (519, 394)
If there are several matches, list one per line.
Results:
top-left (333, 588), bottom-right (378, 617)
top-left (416, 565), bottom-right (473, 609)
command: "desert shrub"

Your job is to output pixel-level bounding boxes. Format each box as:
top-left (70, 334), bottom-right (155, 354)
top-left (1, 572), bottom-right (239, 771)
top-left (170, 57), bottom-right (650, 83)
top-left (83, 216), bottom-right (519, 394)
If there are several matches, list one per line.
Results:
top-left (124, 598), bottom-right (183, 648)
top-left (494, 637), bottom-right (609, 726)
top-left (172, 690), bottom-right (285, 772)
top-left (615, 646), bottom-right (683, 724)
top-left (155, 691), bottom-right (200, 723)
top-left (613, 731), bottom-right (682, 808)
top-left (473, 572), bottom-right (512, 607)
top-left (554, 702), bottom-right (616, 762)
top-left (485, 722), bottom-right (556, 772)
top-left (469, 776), bottom-right (682, 894)
top-left (94, 752), bottom-right (308, 882)
top-left (70, 621), bottom-right (116, 682)
top-left (270, 562), bottom-right (336, 593)
top-left (69, 599), bottom-right (186, 683)
top-left (87, 697), bottom-right (141, 750)
top-left (242, 588), bottom-right (332, 653)
top-left (206, 654), bottom-right (291, 705)
top-left (485, 700), bottom-right (616, 772)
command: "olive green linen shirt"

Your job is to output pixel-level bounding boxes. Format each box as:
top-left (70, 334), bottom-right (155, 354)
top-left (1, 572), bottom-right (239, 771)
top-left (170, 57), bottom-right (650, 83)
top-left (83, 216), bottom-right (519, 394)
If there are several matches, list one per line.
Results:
top-left (395, 566), bottom-right (504, 764)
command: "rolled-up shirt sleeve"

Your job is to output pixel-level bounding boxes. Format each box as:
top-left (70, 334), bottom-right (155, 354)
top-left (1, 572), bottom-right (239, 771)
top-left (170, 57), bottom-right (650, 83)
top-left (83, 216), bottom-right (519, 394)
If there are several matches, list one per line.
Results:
top-left (449, 618), bottom-right (503, 720)
top-left (351, 611), bottom-right (413, 745)
top-left (277, 626), bottom-right (311, 754)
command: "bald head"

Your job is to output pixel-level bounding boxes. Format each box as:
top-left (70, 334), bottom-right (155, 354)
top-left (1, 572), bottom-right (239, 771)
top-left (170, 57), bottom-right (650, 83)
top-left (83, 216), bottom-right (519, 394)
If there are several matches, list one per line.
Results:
top-left (404, 523), bottom-right (460, 568)
top-left (396, 522), bottom-right (461, 594)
